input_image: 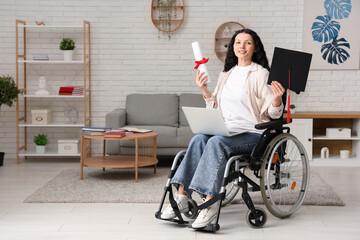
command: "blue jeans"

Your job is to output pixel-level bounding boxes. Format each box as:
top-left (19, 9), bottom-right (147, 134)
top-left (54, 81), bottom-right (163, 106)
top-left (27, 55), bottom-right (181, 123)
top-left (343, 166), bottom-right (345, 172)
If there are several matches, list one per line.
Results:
top-left (171, 132), bottom-right (261, 197)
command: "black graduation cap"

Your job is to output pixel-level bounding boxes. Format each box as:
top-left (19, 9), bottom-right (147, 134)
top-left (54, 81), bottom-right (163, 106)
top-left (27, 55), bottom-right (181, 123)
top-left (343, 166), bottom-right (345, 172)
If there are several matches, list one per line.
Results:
top-left (267, 47), bottom-right (312, 94)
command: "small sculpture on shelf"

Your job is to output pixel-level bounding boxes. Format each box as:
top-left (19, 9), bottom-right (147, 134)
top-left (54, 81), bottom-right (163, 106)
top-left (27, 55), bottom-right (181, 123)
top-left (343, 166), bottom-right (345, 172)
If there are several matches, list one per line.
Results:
top-left (64, 106), bottom-right (78, 124)
top-left (35, 76), bottom-right (50, 95)
top-left (35, 14), bottom-right (46, 25)
top-left (320, 147), bottom-right (329, 159)
top-left (223, 26), bottom-right (231, 38)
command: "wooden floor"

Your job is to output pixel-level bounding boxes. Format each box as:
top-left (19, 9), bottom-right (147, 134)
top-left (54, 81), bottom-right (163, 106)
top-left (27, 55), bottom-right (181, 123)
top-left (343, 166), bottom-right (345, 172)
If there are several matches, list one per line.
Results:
top-left (0, 158), bottom-right (359, 240)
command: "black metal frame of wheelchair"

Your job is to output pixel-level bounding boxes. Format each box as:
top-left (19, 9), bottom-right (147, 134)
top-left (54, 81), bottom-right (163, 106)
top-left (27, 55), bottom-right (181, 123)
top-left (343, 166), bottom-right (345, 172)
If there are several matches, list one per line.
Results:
top-left (155, 117), bottom-right (293, 232)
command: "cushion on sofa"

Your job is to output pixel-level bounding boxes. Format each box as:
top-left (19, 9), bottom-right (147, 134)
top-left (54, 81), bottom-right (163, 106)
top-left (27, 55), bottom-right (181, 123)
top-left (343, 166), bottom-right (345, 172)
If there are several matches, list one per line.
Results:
top-left (177, 126), bottom-right (195, 148)
top-left (126, 94), bottom-right (179, 127)
top-left (179, 93), bottom-right (206, 126)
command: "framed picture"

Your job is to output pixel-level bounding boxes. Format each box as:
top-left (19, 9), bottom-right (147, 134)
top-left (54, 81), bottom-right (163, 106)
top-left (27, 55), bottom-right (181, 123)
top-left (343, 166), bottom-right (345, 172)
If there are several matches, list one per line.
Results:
top-left (302, 0), bottom-right (360, 69)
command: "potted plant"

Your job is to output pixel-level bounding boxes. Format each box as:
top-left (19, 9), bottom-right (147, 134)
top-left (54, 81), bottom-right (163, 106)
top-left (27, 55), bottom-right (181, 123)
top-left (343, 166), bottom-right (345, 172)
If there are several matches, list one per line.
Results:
top-left (33, 133), bottom-right (49, 154)
top-left (156, 0), bottom-right (177, 39)
top-left (290, 104), bottom-right (296, 114)
top-left (59, 38), bottom-right (76, 61)
top-left (0, 75), bottom-right (22, 109)
top-left (0, 75), bottom-right (22, 166)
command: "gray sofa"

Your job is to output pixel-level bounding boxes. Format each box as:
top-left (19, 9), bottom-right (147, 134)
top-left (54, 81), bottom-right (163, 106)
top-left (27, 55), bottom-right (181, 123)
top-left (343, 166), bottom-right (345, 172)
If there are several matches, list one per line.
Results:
top-left (105, 93), bottom-right (205, 156)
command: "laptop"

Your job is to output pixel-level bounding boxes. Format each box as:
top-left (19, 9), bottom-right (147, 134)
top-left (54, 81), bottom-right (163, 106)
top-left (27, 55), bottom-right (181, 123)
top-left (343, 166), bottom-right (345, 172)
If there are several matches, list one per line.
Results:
top-left (182, 107), bottom-right (245, 137)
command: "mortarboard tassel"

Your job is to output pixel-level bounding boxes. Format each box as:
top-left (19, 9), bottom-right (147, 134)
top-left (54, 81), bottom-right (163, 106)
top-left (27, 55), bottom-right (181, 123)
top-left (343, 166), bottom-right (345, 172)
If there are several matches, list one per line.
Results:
top-left (287, 69), bottom-right (291, 123)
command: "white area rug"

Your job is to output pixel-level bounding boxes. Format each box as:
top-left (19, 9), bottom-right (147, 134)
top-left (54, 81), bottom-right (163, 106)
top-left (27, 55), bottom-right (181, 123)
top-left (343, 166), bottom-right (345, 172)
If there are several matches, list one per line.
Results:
top-left (24, 167), bottom-right (345, 206)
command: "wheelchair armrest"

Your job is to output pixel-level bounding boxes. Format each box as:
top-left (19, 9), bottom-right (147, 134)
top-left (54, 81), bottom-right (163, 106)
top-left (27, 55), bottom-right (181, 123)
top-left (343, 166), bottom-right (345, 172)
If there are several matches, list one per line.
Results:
top-left (255, 118), bottom-right (292, 130)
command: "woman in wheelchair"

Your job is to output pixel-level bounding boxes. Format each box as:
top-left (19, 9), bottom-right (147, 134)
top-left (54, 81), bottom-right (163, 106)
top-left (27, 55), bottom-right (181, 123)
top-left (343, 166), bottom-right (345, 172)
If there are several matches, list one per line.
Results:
top-left (156, 29), bottom-right (309, 231)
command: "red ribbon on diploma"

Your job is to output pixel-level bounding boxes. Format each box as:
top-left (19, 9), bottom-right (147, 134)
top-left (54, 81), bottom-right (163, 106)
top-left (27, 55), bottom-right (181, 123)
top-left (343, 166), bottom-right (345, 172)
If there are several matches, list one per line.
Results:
top-left (194, 58), bottom-right (209, 69)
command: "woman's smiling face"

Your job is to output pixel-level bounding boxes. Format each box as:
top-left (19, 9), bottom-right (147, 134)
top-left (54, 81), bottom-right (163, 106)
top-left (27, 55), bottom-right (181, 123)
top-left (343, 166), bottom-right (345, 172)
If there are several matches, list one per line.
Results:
top-left (233, 33), bottom-right (255, 64)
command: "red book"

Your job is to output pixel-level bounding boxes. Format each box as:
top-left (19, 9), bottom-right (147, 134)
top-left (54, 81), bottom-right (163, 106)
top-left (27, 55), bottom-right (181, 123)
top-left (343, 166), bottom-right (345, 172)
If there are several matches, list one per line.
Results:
top-left (59, 87), bottom-right (74, 92)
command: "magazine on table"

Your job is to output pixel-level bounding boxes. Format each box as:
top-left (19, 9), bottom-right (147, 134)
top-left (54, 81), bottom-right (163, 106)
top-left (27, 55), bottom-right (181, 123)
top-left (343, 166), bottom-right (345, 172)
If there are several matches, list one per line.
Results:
top-left (117, 127), bottom-right (153, 133)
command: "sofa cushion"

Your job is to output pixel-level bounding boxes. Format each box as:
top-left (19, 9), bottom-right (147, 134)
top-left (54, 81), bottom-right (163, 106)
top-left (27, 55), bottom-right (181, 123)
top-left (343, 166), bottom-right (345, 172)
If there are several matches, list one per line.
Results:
top-left (177, 126), bottom-right (195, 148)
top-left (179, 93), bottom-right (206, 126)
top-left (126, 94), bottom-right (179, 127)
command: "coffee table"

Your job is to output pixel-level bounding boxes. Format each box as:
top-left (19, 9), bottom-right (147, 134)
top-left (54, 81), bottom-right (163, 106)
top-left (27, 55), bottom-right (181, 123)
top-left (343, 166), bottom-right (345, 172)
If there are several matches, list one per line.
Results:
top-left (80, 132), bottom-right (158, 182)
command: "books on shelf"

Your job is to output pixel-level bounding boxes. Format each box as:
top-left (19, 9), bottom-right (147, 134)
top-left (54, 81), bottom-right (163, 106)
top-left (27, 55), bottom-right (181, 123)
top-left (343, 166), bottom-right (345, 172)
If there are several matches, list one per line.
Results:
top-left (59, 86), bottom-right (84, 96)
top-left (33, 55), bottom-right (49, 60)
top-left (82, 127), bottom-right (111, 132)
top-left (117, 127), bottom-right (153, 133)
top-left (104, 131), bottom-right (126, 138)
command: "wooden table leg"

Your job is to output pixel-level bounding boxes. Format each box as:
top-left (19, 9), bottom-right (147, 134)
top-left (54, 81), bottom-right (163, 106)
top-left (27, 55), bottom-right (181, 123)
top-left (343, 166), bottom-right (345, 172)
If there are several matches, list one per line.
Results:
top-left (80, 135), bottom-right (84, 180)
top-left (153, 136), bottom-right (157, 174)
top-left (103, 139), bottom-right (105, 172)
top-left (135, 138), bottom-right (138, 182)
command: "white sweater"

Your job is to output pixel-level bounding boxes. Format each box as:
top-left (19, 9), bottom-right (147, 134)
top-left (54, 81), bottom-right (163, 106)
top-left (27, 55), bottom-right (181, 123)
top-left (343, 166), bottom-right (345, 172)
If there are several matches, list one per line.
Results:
top-left (220, 64), bottom-right (262, 134)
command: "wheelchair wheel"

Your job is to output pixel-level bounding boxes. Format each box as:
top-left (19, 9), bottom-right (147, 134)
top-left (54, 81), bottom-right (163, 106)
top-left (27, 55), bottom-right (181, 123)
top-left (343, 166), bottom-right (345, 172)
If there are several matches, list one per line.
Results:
top-left (183, 198), bottom-right (198, 219)
top-left (246, 207), bottom-right (267, 228)
top-left (260, 133), bottom-right (310, 219)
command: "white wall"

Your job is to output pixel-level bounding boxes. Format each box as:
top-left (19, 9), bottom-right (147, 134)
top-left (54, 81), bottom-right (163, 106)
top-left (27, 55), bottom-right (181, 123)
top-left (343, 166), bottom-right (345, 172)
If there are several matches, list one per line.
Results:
top-left (1, 0), bottom-right (359, 159)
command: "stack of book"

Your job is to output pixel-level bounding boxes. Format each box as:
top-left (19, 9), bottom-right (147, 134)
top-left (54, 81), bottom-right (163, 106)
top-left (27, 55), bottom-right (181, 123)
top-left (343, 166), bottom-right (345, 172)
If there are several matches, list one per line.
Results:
top-left (59, 86), bottom-right (84, 96)
top-left (81, 127), bottom-right (111, 136)
top-left (104, 130), bottom-right (126, 138)
top-left (33, 55), bottom-right (49, 61)
top-left (72, 86), bottom-right (84, 96)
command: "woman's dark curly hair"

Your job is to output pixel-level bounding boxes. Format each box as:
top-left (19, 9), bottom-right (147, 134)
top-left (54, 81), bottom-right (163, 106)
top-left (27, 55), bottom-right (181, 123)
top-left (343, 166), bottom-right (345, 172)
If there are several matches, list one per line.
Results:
top-left (224, 29), bottom-right (270, 72)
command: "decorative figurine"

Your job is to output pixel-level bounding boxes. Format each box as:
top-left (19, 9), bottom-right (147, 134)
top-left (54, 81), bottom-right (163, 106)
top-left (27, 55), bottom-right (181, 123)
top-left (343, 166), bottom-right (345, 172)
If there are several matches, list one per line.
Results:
top-left (64, 106), bottom-right (78, 124)
top-left (35, 14), bottom-right (46, 25)
top-left (35, 76), bottom-right (50, 95)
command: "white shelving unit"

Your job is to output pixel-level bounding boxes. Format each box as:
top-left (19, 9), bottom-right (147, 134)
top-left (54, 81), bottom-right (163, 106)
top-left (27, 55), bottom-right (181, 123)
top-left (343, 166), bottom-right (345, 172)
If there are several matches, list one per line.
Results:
top-left (24, 95), bottom-right (84, 98)
top-left (18, 60), bottom-right (87, 64)
top-left (287, 112), bottom-right (360, 166)
top-left (15, 19), bottom-right (91, 163)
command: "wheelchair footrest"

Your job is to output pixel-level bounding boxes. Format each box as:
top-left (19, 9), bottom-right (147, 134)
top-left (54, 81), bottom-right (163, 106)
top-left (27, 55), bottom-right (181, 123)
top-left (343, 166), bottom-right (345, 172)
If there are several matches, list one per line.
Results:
top-left (155, 211), bottom-right (189, 225)
top-left (189, 223), bottom-right (220, 232)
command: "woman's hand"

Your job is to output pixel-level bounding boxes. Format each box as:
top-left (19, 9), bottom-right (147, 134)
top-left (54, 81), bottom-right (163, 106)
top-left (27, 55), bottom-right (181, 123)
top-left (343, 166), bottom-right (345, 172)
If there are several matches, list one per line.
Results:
top-left (271, 81), bottom-right (285, 107)
top-left (196, 70), bottom-right (208, 89)
top-left (196, 70), bottom-right (211, 98)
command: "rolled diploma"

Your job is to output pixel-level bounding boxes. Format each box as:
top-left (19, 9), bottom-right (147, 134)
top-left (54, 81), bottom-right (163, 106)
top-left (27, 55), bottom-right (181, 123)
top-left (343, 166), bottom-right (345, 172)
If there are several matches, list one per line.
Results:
top-left (192, 41), bottom-right (211, 83)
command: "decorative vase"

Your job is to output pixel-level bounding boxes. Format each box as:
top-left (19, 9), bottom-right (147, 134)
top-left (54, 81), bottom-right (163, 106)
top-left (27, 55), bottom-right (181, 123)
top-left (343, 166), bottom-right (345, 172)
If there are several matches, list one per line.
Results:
top-left (290, 109), bottom-right (296, 114)
top-left (63, 50), bottom-right (73, 61)
top-left (36, 145), bottom-right (46, 154)
top-left (35, 76), bottom-right (50, 95)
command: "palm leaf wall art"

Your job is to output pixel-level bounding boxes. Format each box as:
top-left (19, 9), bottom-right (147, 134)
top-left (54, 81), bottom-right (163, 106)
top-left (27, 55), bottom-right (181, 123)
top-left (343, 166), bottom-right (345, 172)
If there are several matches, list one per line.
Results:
top-left (324, 0), bottom-right (352, 19)
top-left (321, 36), bottom-right (350, 64)
top-left (311, 15), bottom-right (340, 43)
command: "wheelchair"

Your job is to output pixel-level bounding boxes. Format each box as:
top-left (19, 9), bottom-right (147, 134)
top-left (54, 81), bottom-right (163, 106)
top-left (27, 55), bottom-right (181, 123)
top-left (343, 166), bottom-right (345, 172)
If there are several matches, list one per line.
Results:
top-left (155, 113), bottom-right (310, 232)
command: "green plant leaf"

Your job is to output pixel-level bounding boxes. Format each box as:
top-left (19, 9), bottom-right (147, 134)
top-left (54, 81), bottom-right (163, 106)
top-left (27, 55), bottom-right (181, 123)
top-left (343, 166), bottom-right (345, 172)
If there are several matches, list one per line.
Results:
top-left (0, 75), bottom-right (22, 107)
top-left (33, 134), bottom-right (49, 146)
top-left (59, 38), bottom-right (76, 50)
